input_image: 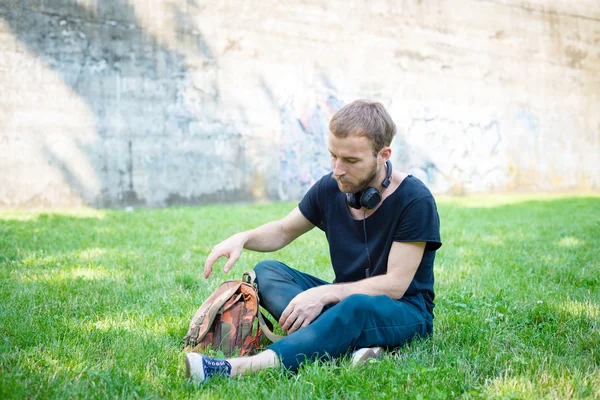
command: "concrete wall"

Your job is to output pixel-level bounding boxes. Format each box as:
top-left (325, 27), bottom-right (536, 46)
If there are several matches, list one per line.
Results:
top-left (0, 0), bottom-right (598, 207)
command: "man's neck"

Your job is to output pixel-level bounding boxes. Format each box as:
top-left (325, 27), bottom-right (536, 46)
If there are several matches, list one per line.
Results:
top-left (368, 162), bottom-right (390, 192)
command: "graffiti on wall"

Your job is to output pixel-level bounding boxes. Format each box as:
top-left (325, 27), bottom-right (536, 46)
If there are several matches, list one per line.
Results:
top-left (397, 109), bottom-right (505, 193)
top-left (278, 94), bottom-right (344, 200)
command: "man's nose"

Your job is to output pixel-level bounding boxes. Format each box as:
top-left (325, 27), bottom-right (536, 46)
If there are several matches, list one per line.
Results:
top-left (333, 160), bottom-right (345, 177)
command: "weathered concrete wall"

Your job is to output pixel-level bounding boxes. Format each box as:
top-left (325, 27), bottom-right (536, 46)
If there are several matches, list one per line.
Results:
top-left (0, 0), bottom-right (598, 207)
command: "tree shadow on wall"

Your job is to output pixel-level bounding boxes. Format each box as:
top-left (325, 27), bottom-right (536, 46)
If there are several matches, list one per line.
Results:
top-left (0, 0), bottom-right (239, 207)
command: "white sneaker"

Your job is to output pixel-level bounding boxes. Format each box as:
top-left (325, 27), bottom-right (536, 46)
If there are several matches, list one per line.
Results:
top-left (186, 352), bottom-right (232, 383)
top-left (351, 347), bottom-right (384, 366)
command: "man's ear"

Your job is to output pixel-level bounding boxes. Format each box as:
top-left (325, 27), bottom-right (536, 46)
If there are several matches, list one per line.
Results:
top-left (378, 146), bottom-right (392, 163)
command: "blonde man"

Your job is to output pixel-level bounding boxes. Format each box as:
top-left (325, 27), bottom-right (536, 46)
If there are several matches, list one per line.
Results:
top-left (187, 100), bottom-right (442, 382)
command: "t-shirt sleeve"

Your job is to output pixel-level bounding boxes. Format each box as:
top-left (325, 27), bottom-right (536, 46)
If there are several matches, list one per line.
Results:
top-left (298, 177), bottom-right (325, 230)
top-left (393, 195), bottom-right (442, 251)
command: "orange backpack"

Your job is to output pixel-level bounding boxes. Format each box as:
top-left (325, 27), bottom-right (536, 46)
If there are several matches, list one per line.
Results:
top-left (182, 271), bottom-right (283, 356)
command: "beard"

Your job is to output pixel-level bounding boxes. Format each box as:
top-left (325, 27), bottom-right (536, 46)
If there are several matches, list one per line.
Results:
top-left (335, 163), bottom-right (379, 194)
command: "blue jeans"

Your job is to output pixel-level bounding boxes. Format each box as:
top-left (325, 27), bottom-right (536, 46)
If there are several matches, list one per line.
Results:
top-left (254, 260), bottom-right (433, 372)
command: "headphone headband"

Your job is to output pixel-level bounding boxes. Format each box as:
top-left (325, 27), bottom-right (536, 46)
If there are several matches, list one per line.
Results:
top-left (381, 160), bottom-right (392, 189)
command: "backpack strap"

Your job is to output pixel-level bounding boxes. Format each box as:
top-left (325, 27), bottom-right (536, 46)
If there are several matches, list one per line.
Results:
top-left (258, 310), bottom-right (284, 342)
top-left (243, 270), bottom-right (285, 343)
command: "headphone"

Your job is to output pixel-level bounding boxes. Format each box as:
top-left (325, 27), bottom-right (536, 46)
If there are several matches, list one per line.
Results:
top-left (346, 160), bottom-right (393, 210)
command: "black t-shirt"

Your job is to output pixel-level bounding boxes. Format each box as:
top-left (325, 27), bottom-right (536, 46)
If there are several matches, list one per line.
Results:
top-left (298, 173), bottom-right (442, 312)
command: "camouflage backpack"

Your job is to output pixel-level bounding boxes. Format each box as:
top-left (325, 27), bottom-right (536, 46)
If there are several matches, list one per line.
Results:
top-left (182, 270), bottom-right (283, 356)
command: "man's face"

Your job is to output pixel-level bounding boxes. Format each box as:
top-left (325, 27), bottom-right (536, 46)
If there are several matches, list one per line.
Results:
top-left (328, 133), bottom-right (379, 194)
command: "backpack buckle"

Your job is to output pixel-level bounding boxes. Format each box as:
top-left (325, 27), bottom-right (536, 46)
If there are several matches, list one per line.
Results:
top-left (242, 270), bottom-right (257, 285)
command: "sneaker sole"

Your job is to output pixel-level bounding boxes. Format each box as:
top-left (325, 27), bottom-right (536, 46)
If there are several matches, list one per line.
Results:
top-left (185, 354), bottom-right (191, 378)
top-left (352, 347), bottom-right (384, 365)
top-left (186, 352), bottom-right (206, 383)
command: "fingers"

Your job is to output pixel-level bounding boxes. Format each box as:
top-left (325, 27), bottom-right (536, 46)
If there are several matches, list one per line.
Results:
top-left (203, 247), bottom-right (239, 279)
top-left (204, 234), bottom-right (246, 279)
top-left (287, 316), bottom-right (305, 334)
top-left (281, 309), bottom-right (314, 333)
top-left (203, 262), bottom-right (212, 279)
top-left (281, 313), bottom-right (297, 332)
top-left (223, 250), bottom-right (241, 273)
top-left (203, 251), bottom-right (221, 279)
top-left (279, 304), bottom-right (293, 328)
top-left (280, 300), bottom-right (320, 333)
top-left (289, 311), bottom-right (317, 333)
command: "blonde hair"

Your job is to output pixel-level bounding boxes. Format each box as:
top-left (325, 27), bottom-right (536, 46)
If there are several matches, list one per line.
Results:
top-left (329, 100), bottom-right (397, 154)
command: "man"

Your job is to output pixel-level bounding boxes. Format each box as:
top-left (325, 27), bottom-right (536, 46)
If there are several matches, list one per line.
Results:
top-left (186, 100), bottom-right (442, 382)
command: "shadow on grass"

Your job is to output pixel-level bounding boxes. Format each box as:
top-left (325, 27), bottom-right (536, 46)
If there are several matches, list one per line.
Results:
top-left (0, 292), bottom-right (185, 398)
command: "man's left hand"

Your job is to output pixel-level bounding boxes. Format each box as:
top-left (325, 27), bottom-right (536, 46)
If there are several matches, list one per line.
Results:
top-left (279, 287), bottom-right (330, 334)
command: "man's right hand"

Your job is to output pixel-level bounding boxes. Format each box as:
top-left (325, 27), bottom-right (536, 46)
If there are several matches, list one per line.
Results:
top-left (203, 233), bottom-right (248, 279)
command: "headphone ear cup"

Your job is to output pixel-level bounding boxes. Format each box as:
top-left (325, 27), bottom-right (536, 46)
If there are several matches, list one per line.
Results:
top-left (360, 188), bottom-right (381, 209)
top-left (346, 192), bottom-right (362, 210)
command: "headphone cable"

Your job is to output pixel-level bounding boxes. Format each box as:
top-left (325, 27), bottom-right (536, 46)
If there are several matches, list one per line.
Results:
top-left (363, 208), bottom-right (372, 278)
top-left (362, 174), bottom-right (390, 278)
top-left (361, 163), bottom-right (393, 279)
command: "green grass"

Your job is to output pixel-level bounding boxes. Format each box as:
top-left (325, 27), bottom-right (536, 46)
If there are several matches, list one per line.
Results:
top-left (1, 194), bottom-right (599, 399)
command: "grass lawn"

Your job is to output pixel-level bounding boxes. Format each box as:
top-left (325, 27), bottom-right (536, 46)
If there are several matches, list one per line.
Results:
top-left (1, 194), bottom-right (599, 399)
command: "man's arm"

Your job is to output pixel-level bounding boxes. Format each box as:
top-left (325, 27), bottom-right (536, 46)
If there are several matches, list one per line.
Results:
top-left (280, 241), bottom-right (425, 333)
top-left (203, 207), bottom-right (314, 278)
top-left (324, 241), bottom-right (425, 301)
top-left (242, 207), bottom-right (315, 252)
